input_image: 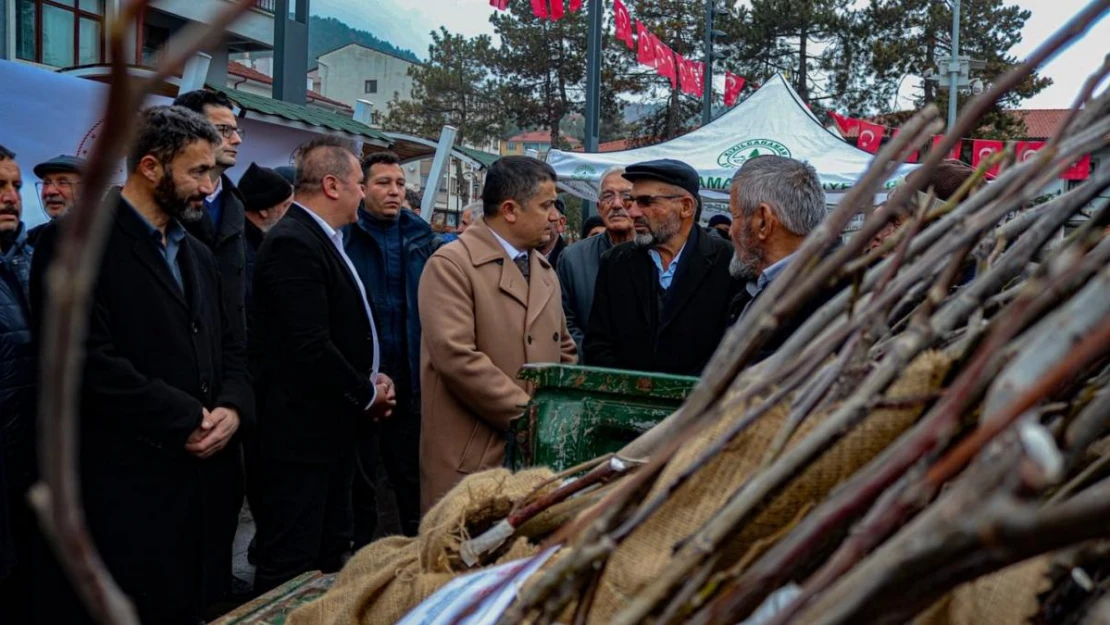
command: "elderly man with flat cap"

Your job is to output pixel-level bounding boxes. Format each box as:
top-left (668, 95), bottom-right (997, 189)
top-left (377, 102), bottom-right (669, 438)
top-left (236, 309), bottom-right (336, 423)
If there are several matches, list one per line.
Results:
top-left (28, 155), bottom-right (85, 245)
top-left (584, 159), bottom-right (741, 376)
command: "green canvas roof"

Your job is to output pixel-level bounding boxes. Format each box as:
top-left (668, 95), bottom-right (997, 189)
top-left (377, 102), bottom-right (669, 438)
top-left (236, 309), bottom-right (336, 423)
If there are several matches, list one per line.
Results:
top-left (209, 85), bottom-right (391, 144)
top-left (454, 145), bottom-right (499, 168)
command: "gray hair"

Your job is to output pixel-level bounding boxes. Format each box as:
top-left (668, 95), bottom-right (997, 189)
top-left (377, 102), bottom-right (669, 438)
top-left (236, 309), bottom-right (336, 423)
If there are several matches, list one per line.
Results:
top-left (729, 155), bottom-right (825, 236)
top-left (463, 201), bottom-right (483, 221)
top-left (599, 166), bottom-right (627, 186)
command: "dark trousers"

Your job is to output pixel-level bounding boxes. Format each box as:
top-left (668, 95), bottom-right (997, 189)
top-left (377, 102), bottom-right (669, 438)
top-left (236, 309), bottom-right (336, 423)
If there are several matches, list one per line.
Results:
top-left (352, 401), bottom-right (422, 545)
top-left (253, 455), bottom-right (354, 594)
top-left (0, 485), bottom-right (34, 623)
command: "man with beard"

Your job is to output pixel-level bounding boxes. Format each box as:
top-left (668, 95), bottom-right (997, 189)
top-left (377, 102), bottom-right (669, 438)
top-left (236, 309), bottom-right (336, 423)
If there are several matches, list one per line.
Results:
top-left (584, 159), bottom-right (739, 376)
top-left (28, 106), bottom-right (253, 625)
top-left (557, 166), bottom-right (635, 354)
top-left (725, 156), bottom-right (827, 362)
top-left (27, 154), bottom-right (85, 245)
top-left (0, 144), bottom-right (36, 623)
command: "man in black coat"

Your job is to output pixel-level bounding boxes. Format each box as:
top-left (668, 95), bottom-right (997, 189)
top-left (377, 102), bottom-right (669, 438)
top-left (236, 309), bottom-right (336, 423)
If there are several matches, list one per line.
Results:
top-left (250, 136), bottom-right (396, 593)
top-left (585, 159), bottom-right (741, 377)
top-left (29, 106), bottom-right (253, 625)
top-left (725, 155), bottom-right (832, 363)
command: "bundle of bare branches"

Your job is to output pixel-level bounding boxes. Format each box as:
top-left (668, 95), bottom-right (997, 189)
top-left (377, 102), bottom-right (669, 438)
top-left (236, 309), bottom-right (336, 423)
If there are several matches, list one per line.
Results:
top-left (445, 5), bottom-right (1110, 624)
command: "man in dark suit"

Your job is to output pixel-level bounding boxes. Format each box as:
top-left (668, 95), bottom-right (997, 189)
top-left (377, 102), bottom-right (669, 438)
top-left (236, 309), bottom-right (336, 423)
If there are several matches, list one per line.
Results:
top-left (585, 159), bottom-right (741, 377)
top-left (29, 106), bottom-right (253, 625)
top-left (251, 136), bottom-right (396, 593)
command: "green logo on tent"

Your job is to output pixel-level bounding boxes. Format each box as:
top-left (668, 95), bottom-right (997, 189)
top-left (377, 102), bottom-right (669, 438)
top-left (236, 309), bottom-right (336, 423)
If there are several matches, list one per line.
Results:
top-left (717, 139), bottom-right (791, 168)
top-left (571, 165), bottom-right (598, 180)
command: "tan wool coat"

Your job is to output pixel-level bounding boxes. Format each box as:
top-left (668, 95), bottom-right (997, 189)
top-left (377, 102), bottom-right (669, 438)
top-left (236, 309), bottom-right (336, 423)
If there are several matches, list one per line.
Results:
top-left (418, 219), bottom-right (577, 512)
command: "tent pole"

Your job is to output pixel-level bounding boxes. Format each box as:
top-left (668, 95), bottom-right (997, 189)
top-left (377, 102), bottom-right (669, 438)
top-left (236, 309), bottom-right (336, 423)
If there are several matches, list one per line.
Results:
top-left (583, 0), bottom-right (603, 218)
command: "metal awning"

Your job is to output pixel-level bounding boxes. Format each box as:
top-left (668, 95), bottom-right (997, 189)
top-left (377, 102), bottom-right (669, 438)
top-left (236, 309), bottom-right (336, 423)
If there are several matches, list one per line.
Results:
top-left (211, 85), bottom-right (392, 146)
top-left (376, 131), bottom-right (499, 169)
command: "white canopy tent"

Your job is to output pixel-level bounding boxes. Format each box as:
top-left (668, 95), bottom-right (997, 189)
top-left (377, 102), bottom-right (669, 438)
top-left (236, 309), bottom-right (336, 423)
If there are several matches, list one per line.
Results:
top-left (547, 74), bottom-right (916, 217)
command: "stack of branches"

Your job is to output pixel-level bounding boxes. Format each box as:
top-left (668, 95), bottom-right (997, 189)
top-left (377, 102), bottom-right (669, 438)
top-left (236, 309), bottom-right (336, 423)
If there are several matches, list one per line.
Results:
top-left (445, 4), bottom-right (1110, 625)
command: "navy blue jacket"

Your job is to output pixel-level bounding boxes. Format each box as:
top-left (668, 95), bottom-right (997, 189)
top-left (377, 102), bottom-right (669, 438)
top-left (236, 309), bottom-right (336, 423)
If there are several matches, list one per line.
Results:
top-left (343, 209), bottom-right (441, 411)
top-left (0, 224), bottom-right (35, 491)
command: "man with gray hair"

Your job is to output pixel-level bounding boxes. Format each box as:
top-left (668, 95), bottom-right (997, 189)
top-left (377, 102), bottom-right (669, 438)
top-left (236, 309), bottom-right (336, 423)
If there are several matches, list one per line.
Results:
top-left (556, 166), bottom-right (635, 353)
top-left (727, 155), bottom-right (834, 360)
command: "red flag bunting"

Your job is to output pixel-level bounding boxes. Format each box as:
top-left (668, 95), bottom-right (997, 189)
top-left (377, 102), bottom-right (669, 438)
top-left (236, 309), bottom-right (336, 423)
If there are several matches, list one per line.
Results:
top-left (530, 0), bottom-right (548, 18)
top-left (828, 111), bottom-right (859, 135)
top-left (569, 0), bottom-right (582, 11)
top-left (636, 21), bottom-right (655, 67)
top-left (656, 42), bottom-right (677, 88)
top-left (1015, 140), bottom-right (1045, 165)
top-left (971, 139), bottom-right (1004, 178)
top-left (891, 128), bottom-right (919, 163)
top-left (614, 0), bottom-right (634, 48)
top-left (549, 0), bottom-right (564, 20)
top-left (676, 53), bottom-right (692, 95)
top-left (1061, 153), bottom-right (1091, 181)
top-left (931, 135), bottom-right (962, 161)
top-left (724, 72), bottom-right (745, 107)
top-left (856, 121), bottom-right (884, 154)
top-left (489, 0), bottom-right (508, 9)
top-left (690, 61), bottom-right (704, 97)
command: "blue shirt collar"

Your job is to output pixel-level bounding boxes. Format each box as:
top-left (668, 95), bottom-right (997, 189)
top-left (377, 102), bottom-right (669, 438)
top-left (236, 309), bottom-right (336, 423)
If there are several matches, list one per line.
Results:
top-left (746, 252), bottom-right (796, 298)
top-left (647, 243), bottom-right (686, 290)
top-left (128, 203), bottom-right (184, 247)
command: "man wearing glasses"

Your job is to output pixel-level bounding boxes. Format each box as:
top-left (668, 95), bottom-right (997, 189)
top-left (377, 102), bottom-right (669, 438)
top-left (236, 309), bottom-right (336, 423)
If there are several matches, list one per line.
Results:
top-left (27, 155), bottom-right (85, 245)
top-left (584, 159), bottom-right (740, 376)
top-left (556, 166), bottom-right (635, 353)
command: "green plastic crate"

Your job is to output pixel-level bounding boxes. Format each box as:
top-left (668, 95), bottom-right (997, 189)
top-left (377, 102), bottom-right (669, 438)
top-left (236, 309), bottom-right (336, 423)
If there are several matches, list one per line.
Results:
top-left (507, 364), bottom-right (698, 472)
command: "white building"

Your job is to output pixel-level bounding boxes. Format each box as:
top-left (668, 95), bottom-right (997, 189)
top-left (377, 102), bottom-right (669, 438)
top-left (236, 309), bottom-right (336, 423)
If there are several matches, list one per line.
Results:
top-left (309, 43), bottom-right (417, 123)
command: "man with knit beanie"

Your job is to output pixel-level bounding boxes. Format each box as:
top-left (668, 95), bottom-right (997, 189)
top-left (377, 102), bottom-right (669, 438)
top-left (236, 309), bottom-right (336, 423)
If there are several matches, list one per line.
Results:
top-left (238, 163), bottom-right (294, 309)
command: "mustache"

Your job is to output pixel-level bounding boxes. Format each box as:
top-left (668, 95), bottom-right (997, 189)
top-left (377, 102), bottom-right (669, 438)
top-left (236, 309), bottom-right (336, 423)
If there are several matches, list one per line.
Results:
top-left (0, 204), bottom-right (18, 216)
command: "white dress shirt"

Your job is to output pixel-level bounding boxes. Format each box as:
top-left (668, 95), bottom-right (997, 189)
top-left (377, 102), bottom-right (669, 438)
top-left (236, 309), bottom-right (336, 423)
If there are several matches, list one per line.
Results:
top-left (301, 205), bottom-right (381, 408)
top-left (488, 225), bottom-right (527, 262)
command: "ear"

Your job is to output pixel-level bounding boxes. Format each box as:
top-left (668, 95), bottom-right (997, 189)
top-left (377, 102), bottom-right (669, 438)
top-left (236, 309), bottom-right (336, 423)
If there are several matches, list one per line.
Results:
top-left (680, 196), bottom-right (696, 220)
top-left (257, 208), bottom-right (270, 221)
top-left (756, 203), bottom-right (777, 241)
top-left (322, 175), bottom-right (341, 201)
top-left (138, 154), bottom-right (163, 185)
top-left (500, 200), bottom-right (519, 224)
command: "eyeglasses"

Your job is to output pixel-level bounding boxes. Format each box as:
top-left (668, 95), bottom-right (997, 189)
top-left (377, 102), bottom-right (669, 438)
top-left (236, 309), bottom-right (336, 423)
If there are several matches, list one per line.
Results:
top-left (36, 180), bottom-right (79, 193)
top-left (213, 124), bottom-right (244, 140)
top-left (630, 194), bottom-right (685, 207)
top-left (599, 191), bottom-right (633, 205)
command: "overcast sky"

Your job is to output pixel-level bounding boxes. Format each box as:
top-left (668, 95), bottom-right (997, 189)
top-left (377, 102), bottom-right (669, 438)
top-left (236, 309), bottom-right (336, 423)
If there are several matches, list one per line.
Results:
top-left (313, 0), bottom-right (1109, 110)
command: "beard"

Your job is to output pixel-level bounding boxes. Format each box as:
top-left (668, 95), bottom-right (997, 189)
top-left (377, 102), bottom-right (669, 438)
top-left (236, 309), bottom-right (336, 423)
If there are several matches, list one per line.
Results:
top-left (154, 170), bottom-right (206, 223)
top-left (729, 226), bottom-right (764, 280)
top-left (632, 211), bottom-right (681, 248)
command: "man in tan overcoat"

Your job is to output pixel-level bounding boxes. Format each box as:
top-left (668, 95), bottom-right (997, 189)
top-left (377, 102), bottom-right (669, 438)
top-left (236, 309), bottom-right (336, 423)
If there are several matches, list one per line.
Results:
top-left (418, 156), bottom-right (577, 512)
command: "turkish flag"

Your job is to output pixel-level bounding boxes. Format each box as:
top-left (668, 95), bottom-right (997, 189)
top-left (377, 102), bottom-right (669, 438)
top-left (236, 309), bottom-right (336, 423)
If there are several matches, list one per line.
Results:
top-left (569, 0), bottom-right (582, 12)
top-left (676, 54), bottom-right (692, 95)
top-left (657, 43), bottom-right (677, 88)
top-left (1061, 153), bottom-right (1092, 181)
top-left (829, 111), bottom-right (859, 135)
top-left (724, 72), bottom-right (745, 106)
top-left (1015, 140), bottom-right (1046, 165)
top-left (932, 135), bottom-right (962, 161)
top-left (691, 61), bottom-right (705, 97)
top-left (530, 0), bottom-right (548, 18)
top-left (636, 22), bottom-right (655, 67)
top-left (891, 128), bottom-right (919, 163)
top-left (856, 121), bottom-right (884, 154)
top-left (614, 0), bottom-right (634, 48)
top-left (549, 0), bottom-right (564, 19)
top-left (972, 140), bottom-right (1004, 178)
top-left (489, 0), bottom-right (509, 9)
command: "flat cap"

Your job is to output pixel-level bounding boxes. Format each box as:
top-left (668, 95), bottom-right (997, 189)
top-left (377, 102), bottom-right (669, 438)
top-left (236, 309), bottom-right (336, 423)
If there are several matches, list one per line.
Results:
top-left (622, 158), bottom-right (701, 206)
top-left (34, 155), bottom-right (86, 178)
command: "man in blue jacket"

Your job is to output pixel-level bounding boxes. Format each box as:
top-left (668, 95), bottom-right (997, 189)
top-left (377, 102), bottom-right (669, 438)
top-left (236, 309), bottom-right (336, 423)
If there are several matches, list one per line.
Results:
top-left (344, 151), bottom-right (441, 539)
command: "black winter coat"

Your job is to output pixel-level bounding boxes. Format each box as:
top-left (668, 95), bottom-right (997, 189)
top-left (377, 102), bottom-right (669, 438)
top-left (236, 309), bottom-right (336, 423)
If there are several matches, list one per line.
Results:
top-left (0, 225), bottom-right (35, 491)
top-left (584, 225), bottom-right (742, 377)
top-left (29, 191), bottom-right (253, 624)
top-left (251, 204), bottom-right (379, 464)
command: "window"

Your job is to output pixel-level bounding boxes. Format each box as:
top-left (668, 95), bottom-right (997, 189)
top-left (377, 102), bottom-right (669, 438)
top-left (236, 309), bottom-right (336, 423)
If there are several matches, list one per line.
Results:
top-left (17, 0), bottom-right (104, 67)
top-left (364, 80), bottom-right (378, 94)
top-left (507, 142), bottom-right (517, 150)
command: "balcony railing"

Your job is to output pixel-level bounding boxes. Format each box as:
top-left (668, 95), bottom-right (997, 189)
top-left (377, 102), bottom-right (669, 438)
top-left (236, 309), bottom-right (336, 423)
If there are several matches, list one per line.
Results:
top-left (254, 0), bottom-right (275, 14)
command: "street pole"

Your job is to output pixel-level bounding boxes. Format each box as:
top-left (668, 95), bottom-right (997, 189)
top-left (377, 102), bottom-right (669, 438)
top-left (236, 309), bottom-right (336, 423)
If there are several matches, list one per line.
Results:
top-left (583, 0), bottom-right (603, 218)
top-left (702, 0), bottom-right (713, 126)
top-left (947, 0), bottom-right (961, 131)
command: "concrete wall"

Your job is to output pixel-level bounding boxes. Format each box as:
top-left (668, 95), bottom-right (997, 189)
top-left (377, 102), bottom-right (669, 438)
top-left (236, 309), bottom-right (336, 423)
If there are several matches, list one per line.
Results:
top-left (148, 0), bottom-right (274, 48)
top-left (317, 44), bottom-right (414, 115)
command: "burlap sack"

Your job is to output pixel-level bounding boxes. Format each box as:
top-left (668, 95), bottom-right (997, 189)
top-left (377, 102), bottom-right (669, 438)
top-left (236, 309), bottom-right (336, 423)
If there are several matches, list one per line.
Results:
top-left (588, 351), bottom-right (952, 624)
top-left (287, 468), bottom-right (554, 625)
top-left (914, 556), bottom-right (1051, 625)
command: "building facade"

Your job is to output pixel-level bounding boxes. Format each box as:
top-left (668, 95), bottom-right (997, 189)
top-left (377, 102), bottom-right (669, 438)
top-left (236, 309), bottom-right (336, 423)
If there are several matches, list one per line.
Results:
top-left (310, 42), bottom-right (416, 121)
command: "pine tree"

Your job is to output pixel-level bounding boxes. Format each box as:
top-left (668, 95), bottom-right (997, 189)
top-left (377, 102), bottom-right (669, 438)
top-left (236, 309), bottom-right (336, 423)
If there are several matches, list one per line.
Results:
top-left (382, 27), bottom-right (505, 147)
